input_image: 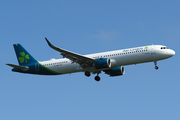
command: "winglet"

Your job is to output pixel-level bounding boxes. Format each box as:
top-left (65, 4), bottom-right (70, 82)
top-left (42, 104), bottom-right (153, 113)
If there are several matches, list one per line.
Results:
top-left (45, 37), bottom-right (53, 47)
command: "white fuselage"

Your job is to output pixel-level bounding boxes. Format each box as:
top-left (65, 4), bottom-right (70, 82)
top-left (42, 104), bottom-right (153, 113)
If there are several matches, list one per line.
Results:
top-left (38, 45), bottom-right (175, 75)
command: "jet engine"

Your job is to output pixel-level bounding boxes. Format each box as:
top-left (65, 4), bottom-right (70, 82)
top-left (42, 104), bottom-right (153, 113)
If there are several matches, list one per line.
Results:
top-left (94, 58), bottom-right (111, 69)
top-left (104, 66), bottom-right (125, 76)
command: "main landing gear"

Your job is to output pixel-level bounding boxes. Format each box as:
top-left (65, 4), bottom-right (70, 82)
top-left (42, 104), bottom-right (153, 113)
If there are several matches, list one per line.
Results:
top-left (84, 71), bottom-right (101, 81)
top-left (95, 73), bottom-right (100, 82)
top-left (154, 61), bottom-right (159, 70)
top-left (85, 71), bottom-right (91, 77)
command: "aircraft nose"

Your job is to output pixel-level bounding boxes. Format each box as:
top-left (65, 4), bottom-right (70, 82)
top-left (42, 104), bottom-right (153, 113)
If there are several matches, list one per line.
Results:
top-left (169, 49), bottom-right (175, 56)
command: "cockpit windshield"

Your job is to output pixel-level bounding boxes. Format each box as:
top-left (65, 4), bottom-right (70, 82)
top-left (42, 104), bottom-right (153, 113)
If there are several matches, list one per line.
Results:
top-left (161, 47), bottom-right (168, 49)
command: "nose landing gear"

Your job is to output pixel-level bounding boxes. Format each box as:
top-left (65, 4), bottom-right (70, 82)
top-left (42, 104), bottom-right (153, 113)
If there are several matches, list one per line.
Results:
top-left (154, 61), bottom-right (159, 70)
top-left (155, 66), bottom-right (159, 70)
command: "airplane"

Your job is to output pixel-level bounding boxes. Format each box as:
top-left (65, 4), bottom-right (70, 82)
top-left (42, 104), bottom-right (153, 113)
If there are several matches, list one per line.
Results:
top-left (6, 38), bottom-right (175, 81)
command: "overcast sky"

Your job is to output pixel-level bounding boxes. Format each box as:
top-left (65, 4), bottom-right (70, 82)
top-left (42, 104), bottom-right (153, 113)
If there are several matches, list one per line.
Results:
top-left (1, 0), bottom-right (180, 120)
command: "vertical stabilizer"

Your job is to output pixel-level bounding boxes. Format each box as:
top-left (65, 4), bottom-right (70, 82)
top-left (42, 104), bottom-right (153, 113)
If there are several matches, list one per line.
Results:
top-left (13, 44), bottom-right (37, 66)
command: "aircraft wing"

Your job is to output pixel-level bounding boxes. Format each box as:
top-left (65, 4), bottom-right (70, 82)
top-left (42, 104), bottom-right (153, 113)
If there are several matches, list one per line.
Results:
top-left (45, 38), bottom-right (94, 68)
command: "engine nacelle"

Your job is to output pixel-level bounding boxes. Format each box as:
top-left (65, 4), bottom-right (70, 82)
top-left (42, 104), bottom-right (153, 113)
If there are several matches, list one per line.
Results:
top-left (94, 58), bottom-right (111, 69)
top-left (104, 66), bottom-right (125, 76)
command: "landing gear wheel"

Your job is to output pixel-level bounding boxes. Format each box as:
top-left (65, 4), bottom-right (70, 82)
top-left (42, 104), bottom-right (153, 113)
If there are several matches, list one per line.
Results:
top-left (155, 66), bottom-right (159, 70)
top-left (95, 76), bottom-right (100, 81)
top-left (154, 61), bottom-right (159, 70)
top-left (85, 71), bottom-right (91, 77)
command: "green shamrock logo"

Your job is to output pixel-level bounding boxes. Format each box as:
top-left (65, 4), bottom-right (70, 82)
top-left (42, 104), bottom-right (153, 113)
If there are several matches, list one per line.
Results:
top-left (18, 52), bottom-right (30, 63)
top-left (144, 46), bottom-right (148, 49)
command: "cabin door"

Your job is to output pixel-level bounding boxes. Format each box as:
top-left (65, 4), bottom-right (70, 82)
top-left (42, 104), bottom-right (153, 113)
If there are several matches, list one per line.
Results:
top-left (35, 63), bottom-right (39, 71)
top-left (151, 45), bottom-right (156, 60)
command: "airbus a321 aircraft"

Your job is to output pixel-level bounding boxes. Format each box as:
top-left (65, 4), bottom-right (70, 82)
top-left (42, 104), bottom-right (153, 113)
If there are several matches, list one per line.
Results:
top-left (7, 38), bottom-right (175, 81)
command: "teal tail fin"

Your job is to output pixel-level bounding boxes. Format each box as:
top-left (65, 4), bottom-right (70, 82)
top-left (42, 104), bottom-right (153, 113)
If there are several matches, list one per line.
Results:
top-left (13, 44), bottom-right (37, 66)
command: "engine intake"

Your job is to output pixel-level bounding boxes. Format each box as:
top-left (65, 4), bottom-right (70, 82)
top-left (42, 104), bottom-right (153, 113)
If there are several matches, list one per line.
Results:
top-left (94, 58), bottom-right (111, 69)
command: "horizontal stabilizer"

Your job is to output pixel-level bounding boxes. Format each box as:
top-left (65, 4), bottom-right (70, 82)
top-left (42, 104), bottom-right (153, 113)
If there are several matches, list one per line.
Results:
top-left (6, 64), bottom-right (29, 70)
